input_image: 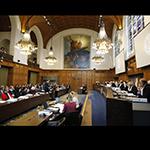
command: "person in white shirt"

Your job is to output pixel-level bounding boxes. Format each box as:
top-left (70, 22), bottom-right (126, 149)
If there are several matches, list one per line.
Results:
top-left (70, 91), bottom-right (79, 108)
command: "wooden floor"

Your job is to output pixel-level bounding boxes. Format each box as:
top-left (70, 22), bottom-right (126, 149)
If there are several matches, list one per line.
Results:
top-left (81, 95), bottom-right (92, 126)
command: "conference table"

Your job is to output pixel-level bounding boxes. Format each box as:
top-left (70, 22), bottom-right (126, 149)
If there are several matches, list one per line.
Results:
top-left (4, 109), bottom-right (52, 126)
top-left (1, 99), bottom-right (63, 126)
top-left (0, 93), bottom-right (50, 124)
top-left (2, 92), bottom-right (89, 126)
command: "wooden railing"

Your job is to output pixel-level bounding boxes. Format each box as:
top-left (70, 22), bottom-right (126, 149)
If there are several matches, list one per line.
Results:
top-left (81, 95), bottom-right (92, 126)
top-left (0, 52), bottom-right (13, 62)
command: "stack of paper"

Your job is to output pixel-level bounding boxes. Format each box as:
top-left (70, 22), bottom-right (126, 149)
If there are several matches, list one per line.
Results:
top-left (0, 100), bottom-right (6, 103)
top-left (38, 110), bottom-right (52, 116)
top-left (52, 103), bottom-right (64, 113)
top-left (7, 98), bottom-right (18, 103)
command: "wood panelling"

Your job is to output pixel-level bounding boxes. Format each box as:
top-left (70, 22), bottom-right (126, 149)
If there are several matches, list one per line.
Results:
top-left (0, 60), bottom-right (40, 86)
top-left (40, 69), bottom-right (115, 91)
top-left (1, 56), bottom-right (149, 91)
top-left (7, 67), bottom-right (13, 86)
top-left (117, 56), bottom-right (150, 81)
top-left (127, 56), bottom-right (143, 76)
top-left (118, 73), bottom-right (128, 81)
top-left (143, 66), bottom-right (150, 80)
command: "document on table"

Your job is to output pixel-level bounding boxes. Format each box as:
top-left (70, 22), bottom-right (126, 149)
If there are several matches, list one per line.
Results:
top-left (38, 110), bottom-right (53, 116)
top-left (17, 96), bottom-right (29, 100)
top-left (52, 103), bottom-right (64, 113)
top-left (127, 93), bottom-right (136, 97)
top-left (0, 100), bottom-right (6, 103)
top-left (128, 97), bottom-right (147, 103)
top-left (47, 107), bottom-right (59, 112)
top-left (6, 98), bottom-right (18, 103)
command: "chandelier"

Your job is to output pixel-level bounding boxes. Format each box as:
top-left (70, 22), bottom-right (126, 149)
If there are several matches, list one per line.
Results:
top-left (92, 55), bottom-right (104, 64)
top-left (44, 38), bottom-right (57, 65)
top-left (92, 15), bottom-right (113, 55)
top-left (15, 16), bottom-right (37, 55)
top-left (16, 31), bottom-right (37, 55)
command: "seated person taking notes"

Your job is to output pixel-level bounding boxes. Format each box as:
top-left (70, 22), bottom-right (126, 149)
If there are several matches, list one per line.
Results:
top-left (63, 91), bottom-right (80, 113)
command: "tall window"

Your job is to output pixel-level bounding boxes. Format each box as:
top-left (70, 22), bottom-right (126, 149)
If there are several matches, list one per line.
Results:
top-left (126, 15), bottom-right (144, 59)
top-left (114, 30), bottom-right (120, 57)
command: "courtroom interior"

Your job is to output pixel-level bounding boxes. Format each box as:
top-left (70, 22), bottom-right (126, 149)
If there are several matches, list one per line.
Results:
top-left (0, 15), bottom-right (150, 126)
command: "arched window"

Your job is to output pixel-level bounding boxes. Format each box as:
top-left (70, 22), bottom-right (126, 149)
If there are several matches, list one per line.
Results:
top-left (126, 15), bottom-right (144, 59)
top-left (114, 30), bottom-right (123, 57)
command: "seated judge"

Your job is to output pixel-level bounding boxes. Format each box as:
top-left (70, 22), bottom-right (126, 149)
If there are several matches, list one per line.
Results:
top-left (128, 81), bottom-right (138, 95)
top-left (138, 79), bottom-right (150, 102)
top-left (111, 81), bottom-right (116, 87)
top-left (120, 81), bottom-right (128, 91)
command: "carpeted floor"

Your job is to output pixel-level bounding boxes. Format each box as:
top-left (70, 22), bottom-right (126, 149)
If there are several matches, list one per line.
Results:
top-left (89, 90), bottom-right (106, 126)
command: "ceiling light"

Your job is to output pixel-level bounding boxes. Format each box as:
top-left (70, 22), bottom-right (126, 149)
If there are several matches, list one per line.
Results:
top-left (16, 31), bottom-right (37, 55)
top-left (92, 55), bottom-right (104, 64)
top-left (92, 15), bottom-right (113, 55)
top-left (45, 40), bottom-right (57, 66)
top-left (15, 17), bottom-right (37, 56)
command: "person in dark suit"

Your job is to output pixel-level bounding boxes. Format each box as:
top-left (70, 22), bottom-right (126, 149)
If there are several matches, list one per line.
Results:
top-left (111, 81), bottom-right (116, 87)
top-left (43, 81), bottom-right (50, 93)
top-left (120, 81), bottom-right (128, 91)
top-left (82, 84), bottom-right (87, 94)
top-left (139, 79), bottom-right (150, 103)
top-left (128, 81), bottom-right (138, 95)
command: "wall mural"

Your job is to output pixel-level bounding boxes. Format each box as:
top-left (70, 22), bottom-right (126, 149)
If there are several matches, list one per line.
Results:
top-left (64, 34), bottom-right (91, 69)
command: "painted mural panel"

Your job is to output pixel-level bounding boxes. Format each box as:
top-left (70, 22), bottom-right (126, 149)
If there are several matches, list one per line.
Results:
top-left (64, 34), bottom-right (91, 69)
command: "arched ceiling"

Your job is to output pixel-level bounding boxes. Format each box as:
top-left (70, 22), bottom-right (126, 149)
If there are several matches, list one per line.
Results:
top-left (21, 15), bottom-right (123, 48)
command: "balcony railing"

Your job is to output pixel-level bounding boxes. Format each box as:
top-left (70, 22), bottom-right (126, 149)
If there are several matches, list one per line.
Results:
top-left (0, 52), bottom-right (13, 62)
top-left (28, 61), bottom-right (39, 68)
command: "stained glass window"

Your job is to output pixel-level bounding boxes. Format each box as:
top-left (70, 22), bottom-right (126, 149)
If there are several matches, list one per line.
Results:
top-left (114, 30), bottom-right (119, 57)
top-left (126, 15), bottom-right (144, 59)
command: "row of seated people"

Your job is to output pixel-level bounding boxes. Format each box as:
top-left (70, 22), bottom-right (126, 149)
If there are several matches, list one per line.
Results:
top-left (42, 80), bottom-right (70, 99)
top-left (0, 84), bottom-right (42, 100)
top-left (0, 81), bottom-right (70, 101)
top-left (96, 78), bottom-right (150, 102)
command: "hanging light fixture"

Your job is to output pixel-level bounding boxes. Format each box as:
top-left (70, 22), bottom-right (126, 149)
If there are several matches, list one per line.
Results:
top-left (15, 16), bottom-right (37, 55)
top-left (44, 38), bottom-right (57, 65)
top-left (92, 55), bottom-right (104, 64)
top-left (92, 15), bottom-right (113, 55)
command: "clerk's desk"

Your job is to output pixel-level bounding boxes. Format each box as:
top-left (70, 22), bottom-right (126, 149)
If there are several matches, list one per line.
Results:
top-left (93, 84), bottom-right (150, 126)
